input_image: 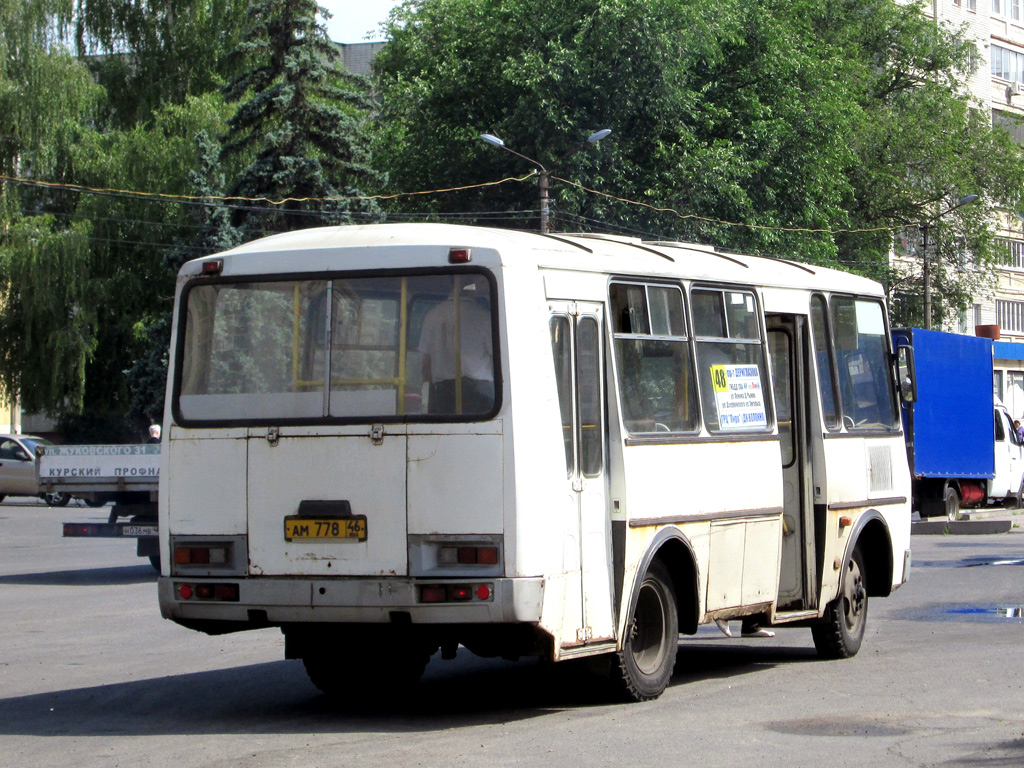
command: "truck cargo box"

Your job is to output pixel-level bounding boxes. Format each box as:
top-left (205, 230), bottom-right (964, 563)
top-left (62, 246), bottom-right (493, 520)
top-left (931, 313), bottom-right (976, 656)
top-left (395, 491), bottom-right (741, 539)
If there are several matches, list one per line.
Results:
top-left (893, 328), bottom-right (994, 480)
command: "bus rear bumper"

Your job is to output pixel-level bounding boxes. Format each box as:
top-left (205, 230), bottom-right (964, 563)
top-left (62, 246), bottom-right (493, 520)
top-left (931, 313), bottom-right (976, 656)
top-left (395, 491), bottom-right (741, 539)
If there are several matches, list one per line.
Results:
top-left (158, 575), bottom-right (545, 627)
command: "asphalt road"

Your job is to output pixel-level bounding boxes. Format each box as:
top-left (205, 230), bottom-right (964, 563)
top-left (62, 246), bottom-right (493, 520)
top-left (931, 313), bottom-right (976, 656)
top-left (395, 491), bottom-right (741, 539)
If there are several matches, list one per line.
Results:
top-left (2, 500), bottom-right (1023, 768)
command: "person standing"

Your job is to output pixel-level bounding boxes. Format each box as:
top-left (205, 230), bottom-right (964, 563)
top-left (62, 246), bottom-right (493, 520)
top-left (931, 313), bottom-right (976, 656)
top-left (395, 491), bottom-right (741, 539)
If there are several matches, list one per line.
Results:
top-left (418, 275), bottom-right (494, 415)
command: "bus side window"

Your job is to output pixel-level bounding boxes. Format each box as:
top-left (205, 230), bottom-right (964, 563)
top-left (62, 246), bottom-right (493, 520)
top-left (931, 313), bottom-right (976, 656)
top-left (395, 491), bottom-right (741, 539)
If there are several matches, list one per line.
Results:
top-left (550, 316), bottom-right (574, 475)
top-left (830, 297), bottom-right (897, 431)
top-left (692, 288), bottom-right (770, 434)
top-left (609, 282), bottom-right (696, 435)
top-left (810, 295), bottom-right (839, 429)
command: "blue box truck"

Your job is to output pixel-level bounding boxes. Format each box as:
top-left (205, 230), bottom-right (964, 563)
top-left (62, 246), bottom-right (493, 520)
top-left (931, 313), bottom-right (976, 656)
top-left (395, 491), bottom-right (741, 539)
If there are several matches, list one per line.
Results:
top-left (893, 328), bottom-right (1024, 520)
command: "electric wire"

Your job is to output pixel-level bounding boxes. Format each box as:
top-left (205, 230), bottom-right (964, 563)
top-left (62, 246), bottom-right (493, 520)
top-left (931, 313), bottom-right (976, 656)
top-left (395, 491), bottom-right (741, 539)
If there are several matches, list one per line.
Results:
top-left (2, 170), bottom-right (911, 240)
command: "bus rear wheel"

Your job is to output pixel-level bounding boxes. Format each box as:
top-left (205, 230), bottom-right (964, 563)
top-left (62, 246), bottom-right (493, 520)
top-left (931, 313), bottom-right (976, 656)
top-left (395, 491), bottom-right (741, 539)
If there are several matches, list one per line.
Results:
top-left (812, 547), bottom-right (867, 660)
top-left (611, 560), bottom-right (678, 701)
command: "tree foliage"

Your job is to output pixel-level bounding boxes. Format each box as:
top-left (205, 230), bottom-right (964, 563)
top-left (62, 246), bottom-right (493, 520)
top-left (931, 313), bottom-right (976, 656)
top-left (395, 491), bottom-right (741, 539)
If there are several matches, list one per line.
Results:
top-left (75, 0), bottom-right (250, 127)
top-left (0, 0), bottom-right (102, 412)
top-left (220, 0), bottom-right (383, 234)
top-left (69, 93), bottom-right (235, 420)
top-left (3, 0), bottom-right (1024, 429)
top-left (373, 0), bottom-right (1024, 318)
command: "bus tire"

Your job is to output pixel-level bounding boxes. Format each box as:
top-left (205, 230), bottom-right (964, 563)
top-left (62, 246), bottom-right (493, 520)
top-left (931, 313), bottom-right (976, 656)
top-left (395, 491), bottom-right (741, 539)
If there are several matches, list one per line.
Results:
top-left (812, 547), bottom-right (867, 660)
top-left (611, 559), bottom-right (678, 701)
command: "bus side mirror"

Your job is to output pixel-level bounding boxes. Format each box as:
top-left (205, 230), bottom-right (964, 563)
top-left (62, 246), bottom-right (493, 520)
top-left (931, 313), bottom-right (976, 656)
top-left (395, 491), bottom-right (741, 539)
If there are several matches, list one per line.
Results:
top-left (896, 343), bottom-right (916, 404)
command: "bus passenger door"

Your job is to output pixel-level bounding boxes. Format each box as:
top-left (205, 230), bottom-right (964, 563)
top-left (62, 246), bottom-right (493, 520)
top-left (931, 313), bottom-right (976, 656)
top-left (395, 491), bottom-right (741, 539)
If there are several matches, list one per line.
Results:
top-left (767, 315), bottom-right (818, 611)
top-left (549, 303), bottom-right (615, 648)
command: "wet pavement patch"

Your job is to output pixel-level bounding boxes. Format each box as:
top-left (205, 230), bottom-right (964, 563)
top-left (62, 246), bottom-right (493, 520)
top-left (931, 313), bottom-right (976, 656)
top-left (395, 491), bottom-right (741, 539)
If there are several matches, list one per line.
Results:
top-left (765, 716), bottom-right (912, 737)
top-left (962, 556), bottom-right (1024, 567)
top-left (910, 555), bottom-right (1024, 568)
top-left (895, 602), bottom-right (1024, 623)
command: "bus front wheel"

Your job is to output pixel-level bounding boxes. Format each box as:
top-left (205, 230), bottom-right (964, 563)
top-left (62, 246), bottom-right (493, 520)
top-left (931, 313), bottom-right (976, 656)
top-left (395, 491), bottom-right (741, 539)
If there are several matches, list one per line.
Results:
top-left (611, 559), bottom-right (678, 701)
top-left (812, 547), bottom-right (867, 660)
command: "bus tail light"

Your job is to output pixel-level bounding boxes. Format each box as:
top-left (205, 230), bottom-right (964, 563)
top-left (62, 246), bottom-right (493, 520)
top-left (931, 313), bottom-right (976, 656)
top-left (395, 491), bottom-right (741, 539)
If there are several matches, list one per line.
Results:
top-left (408, 535), bottom-right (503, 577)
top-left (176, 582), bottom-right (239, 602)
top-left (418, 583), bottom-right (494, 603)
top-left (174, 543), bottom-right (229, 566)
top-left (439, 545), bottom-right (500, 566)
top-left (169, 536), bottom-right (245, 576)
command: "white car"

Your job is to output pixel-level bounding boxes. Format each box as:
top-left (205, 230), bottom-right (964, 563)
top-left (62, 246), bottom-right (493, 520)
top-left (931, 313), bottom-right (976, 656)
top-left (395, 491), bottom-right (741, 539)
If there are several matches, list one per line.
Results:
top-left (0, 434), bottom-right (71, 506)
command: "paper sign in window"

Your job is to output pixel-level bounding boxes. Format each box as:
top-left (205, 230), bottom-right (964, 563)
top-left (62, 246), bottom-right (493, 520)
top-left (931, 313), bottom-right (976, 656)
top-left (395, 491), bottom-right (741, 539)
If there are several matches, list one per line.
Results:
top-left (710, 364), bottom-right (767, 431)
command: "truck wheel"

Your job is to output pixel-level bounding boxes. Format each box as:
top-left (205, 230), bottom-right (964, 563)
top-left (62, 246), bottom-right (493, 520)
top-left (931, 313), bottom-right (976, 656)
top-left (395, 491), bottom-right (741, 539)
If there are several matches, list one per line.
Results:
top-left (44, 492), bottom-right (71, 507)
top-left (944, 486), bottom-right (961, 522)
top-left (611, 559), bottom-right (678, 701)
top-left (812, 547), bottom-right (867, 659)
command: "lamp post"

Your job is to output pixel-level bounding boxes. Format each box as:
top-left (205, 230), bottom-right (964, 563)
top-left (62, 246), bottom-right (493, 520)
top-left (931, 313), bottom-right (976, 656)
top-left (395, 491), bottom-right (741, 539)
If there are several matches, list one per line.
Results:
top-left (920, 193), bottom-right (979, 330)
top-left (480, 129), bottom-right (612, 234)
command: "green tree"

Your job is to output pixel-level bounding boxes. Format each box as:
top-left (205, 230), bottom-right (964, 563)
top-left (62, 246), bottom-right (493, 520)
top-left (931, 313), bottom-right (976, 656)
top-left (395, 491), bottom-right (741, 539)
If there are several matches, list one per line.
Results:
top-left (69, 93), bottom-right (235, 422)
top-left (125, 129), bottom-right (242, 425)
top-left (373, 0), bottom-right (857, 261)
top-left (0, 0), bottom-right (103, 414)
top-left (373, 0), bottom-right (1024, 309)
top-left (75, 0), bottom-right (250, 127)
top-left (220, 0), bottom-right (383, 235)
top-left (823, 1), bottom-right (1024, 327)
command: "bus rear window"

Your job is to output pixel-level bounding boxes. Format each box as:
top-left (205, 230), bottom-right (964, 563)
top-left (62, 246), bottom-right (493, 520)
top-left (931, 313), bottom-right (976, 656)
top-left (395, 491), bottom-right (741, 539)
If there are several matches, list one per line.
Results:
top-left (176, 272), bottom-right (497, 423)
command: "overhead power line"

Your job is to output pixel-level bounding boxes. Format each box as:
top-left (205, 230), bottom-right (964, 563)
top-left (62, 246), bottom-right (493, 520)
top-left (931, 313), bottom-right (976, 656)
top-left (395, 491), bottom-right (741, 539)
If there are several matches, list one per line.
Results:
top-left (1, 171), bottom-right (909, 237)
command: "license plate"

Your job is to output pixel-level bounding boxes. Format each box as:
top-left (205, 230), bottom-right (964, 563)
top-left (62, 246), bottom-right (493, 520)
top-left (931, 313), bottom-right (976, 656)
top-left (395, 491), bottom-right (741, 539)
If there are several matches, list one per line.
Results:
top-left (284, 516), bottom-right (367, 542)
top-left (122, 525), bottom-right (158, 536)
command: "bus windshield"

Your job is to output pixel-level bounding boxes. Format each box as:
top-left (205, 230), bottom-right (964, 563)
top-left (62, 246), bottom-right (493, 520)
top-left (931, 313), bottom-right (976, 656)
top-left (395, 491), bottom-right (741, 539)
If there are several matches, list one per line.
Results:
top-left (176, 272), bottom-right (496, 423)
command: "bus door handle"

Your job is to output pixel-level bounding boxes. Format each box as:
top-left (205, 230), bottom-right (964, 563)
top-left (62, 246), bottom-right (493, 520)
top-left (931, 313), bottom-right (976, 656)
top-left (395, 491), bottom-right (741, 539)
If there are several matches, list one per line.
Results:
top-left (572, 478), bottom-right (583, 492)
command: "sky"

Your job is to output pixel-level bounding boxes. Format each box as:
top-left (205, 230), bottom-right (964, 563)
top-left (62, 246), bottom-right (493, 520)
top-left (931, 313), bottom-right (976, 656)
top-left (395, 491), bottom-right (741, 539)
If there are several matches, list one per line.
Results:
top-left (319, 0), bottom-right (403, 44)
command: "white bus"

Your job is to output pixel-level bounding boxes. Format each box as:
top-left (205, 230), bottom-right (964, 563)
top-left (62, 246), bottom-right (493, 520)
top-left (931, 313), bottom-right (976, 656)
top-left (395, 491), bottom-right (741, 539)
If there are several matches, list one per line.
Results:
top-left (158, 223), bottom-right (912, 701)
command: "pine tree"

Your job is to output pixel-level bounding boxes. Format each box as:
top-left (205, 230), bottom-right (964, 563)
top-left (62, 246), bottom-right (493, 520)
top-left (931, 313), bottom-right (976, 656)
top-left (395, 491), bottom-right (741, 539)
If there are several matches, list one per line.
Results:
top-left (220, 0), bottom-right (382, 235)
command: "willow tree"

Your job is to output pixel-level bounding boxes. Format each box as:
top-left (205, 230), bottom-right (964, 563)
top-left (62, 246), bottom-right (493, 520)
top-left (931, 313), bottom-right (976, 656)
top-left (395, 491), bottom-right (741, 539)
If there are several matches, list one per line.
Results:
top-left (68, 93), bottom-right (235, 424)
top-left (0, 0), bottom-right (102, 415)
top-left (220, 0), bottom-right (383, 235)
top-left (75, 0), bottom-right (251, 127)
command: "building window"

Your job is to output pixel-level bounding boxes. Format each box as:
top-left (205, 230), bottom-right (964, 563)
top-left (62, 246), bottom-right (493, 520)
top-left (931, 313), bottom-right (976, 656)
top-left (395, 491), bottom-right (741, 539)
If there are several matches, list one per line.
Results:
top-left (992, 46), bottom-right (1024, 83)
top-left (999, 238), bottom-right (1024, 269)
top-left (997, 299), bottom-right (1024, 333)
top-left (994, 0), bottom-right (1022, 17)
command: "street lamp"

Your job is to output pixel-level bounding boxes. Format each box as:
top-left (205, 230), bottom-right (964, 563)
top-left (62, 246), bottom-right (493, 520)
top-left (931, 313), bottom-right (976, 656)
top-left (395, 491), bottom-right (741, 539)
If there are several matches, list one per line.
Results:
top-left (921, 193), bottom-right (979, 330)
top-left (480, 129), bottom-right (612, 234)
